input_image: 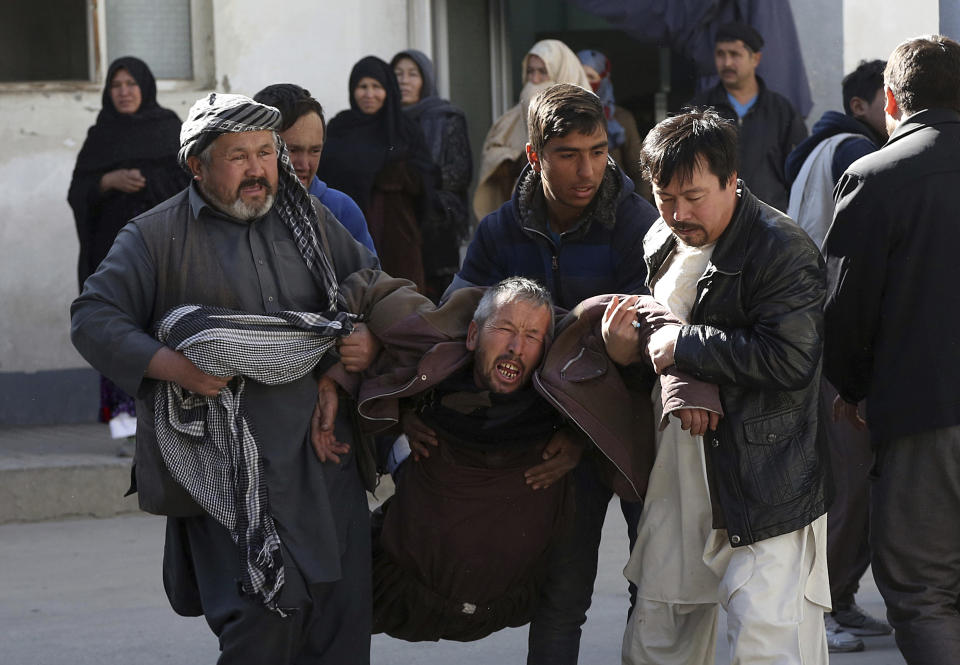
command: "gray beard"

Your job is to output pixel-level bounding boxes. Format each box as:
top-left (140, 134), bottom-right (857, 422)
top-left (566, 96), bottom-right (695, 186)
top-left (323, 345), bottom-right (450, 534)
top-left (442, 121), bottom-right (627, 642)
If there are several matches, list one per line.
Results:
top-left (198, 180), bottom-right (275, 221)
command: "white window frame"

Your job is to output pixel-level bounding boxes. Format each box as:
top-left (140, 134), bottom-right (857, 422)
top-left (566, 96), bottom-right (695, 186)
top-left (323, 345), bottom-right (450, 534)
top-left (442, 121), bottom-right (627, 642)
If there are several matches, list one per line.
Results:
top-left (0, 0), bottom-right (214, 93)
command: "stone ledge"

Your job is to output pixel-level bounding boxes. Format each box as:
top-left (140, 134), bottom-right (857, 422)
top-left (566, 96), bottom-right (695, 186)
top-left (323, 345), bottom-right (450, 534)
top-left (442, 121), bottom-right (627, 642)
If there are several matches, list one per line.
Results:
top-left (0, 463), bottom-right (139, 524)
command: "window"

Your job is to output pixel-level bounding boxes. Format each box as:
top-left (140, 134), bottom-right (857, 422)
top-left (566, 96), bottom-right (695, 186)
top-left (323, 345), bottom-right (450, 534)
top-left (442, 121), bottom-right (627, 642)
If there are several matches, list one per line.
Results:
top-left (1, 0), bottom-right (90, 82)
top-left (0, 0), bottom-right (212, 87)
top-left (106, 0), bottom-right (194, 79)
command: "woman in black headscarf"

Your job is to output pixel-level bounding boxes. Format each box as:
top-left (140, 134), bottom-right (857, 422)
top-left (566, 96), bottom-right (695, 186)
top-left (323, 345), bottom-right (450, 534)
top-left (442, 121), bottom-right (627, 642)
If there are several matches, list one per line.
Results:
top-left (68, 56), bottom-right (188, 434)
top-left (318, 56), bottom-right (436, 292)
top-left (391, 49), bottom-right (472, 302)
top-left (69, 57), bottom-right (188, 290)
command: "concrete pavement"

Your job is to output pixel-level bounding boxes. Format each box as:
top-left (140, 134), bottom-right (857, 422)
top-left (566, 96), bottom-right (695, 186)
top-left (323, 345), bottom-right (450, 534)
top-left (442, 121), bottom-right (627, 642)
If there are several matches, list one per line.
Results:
top-left (0, 423), bottom-right (905, 663)
top-left (1, 506), bottom-right (905, 665)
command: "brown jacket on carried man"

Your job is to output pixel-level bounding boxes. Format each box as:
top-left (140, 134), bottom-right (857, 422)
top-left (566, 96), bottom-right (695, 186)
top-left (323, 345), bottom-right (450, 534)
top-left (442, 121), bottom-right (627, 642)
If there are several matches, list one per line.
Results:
top-left (330, 271), bottom-right (722, 642)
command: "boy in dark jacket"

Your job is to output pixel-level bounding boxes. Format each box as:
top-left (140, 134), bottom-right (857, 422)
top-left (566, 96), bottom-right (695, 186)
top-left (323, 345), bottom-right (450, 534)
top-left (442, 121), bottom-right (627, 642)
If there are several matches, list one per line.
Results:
top-left (443, 83), bottom-right (658, 664)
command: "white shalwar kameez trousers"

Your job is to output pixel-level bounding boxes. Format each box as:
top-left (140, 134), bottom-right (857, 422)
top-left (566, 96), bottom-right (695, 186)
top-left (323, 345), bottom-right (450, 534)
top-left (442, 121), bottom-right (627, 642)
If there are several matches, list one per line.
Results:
top-left (621, 240), bottom-right (830, 665)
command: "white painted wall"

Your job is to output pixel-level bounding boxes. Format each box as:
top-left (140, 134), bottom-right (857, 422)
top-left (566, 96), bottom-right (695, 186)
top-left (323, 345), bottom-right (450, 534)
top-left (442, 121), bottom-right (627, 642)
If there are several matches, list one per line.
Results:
top-left (789, 0), bottom-right (844, 127)
top-left (0, 0), bottom-right (415, 374)
top-left (0, 90), bottom-right (203, 373)
top-left (211, 0), bottom-right (414, 119)
top-left (843, 0), bottom-right (941, 72)
top-left (0, 0), bottom-right (946, 378)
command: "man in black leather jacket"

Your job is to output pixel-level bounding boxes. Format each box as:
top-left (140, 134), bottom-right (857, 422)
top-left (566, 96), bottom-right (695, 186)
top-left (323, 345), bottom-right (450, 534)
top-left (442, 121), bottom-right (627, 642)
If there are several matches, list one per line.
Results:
top-left (606, 109), bottom-right (832, 665)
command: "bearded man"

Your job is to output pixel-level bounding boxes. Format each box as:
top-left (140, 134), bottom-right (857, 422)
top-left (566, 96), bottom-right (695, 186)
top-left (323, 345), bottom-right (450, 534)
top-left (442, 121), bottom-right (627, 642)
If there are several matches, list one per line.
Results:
top-left (71, 93), bottom-right (379, 665)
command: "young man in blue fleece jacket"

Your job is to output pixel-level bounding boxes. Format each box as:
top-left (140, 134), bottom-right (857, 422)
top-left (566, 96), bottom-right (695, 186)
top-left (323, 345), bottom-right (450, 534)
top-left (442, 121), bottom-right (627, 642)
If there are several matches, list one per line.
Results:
top-left (443, 82), bottom-right (659, 665)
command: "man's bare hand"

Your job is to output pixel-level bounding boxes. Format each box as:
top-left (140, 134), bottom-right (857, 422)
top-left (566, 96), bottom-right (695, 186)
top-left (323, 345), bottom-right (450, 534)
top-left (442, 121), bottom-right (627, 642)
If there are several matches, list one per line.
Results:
top-left (101, 168), bottom-right (146, 193)
top-left (310, 375), bottom-right (350, 463)
top-left (145, 347), bottom-right (230, 397)
top-left (832, 395), bottom-right (867, 431)
top-left (672, 408), bottom-right (720, 437)
top-left (338, 322), bottom-right (381, 374)
top-left (524, 428), bottom-right (585, 490)
top-left (602, 295), bottom-right (643, 365)
top-left (400, 409), bottom-right (438, 460)
top-left (648, 325), bottom-right (680, 373)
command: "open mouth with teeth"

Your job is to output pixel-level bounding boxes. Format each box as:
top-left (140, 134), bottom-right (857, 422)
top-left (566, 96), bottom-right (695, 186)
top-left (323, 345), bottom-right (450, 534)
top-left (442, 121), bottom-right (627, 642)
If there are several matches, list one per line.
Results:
top-left (496, 359), bottom-right (522, 383)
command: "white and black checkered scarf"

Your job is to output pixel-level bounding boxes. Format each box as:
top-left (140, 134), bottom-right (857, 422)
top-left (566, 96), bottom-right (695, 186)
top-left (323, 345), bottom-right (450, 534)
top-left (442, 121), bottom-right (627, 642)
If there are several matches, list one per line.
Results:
top-left (179, 92), bottom-right (342, 310)
top-left (153, 305), bottom-right (354, 614)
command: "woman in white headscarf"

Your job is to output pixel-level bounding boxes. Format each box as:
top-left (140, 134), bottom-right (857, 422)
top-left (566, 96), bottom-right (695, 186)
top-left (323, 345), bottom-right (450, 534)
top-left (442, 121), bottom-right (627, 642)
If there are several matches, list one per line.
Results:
top-left (472, 39), bottom-right (591, 220)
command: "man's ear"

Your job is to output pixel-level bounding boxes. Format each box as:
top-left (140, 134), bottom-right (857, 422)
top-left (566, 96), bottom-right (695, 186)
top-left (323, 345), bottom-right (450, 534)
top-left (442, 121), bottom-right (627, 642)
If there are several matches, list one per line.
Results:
top-left (752, 50), bottom-right (763, 67)
top-left (186, 155), bottom-right (203, 180)
top-left (849, 96), bottom-right (867, 118)
top-left (465, 320), bottom-right (479, 351)
top-left (526, 143), bottom-right (541, 173)
top-left (884, 86), bottom-right (900, 119)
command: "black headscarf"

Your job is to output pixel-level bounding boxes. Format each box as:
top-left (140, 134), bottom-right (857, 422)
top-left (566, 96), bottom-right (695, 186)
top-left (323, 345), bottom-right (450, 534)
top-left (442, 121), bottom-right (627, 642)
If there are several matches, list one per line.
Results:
top-left (390, 49), bottom-right (466, 162)
top-left (68, 57), bottom-right (188, 289)
top-left (390, 50), bottom-right (473, 255)
top-left (75, 57), bottom-right (184, 171)
top-left (317, 56), bottom-right (434, 212)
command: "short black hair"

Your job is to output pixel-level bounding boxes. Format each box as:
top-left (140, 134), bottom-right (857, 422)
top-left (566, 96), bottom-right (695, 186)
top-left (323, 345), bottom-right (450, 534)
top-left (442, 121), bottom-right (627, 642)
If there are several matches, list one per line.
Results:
top-left (527, 83), bottom-right (606, 155)
top-left (842, 59), bottom-right (886, 115)
top-left (640, 108), bottom-right (739, 188)
top-left (253, 83), bottom-right (326, 134)
top-left (715, 22), bottom-right (764, 53)
top-left (885, 34), bottom-right (960, 115)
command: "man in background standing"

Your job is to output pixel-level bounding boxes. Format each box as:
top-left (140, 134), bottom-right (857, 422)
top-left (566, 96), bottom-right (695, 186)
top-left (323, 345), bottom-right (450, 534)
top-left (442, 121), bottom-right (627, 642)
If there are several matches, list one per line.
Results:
top-left (785, 58), bottom-right (893, 654)
top-left (824, 35), bottom-right (960, 665)
top-left (690, 22), bottom-right (807, 211)
top-left (786, 59), bottom-right (888, 246)
top-left (254, 83), bottom-right (376, 254)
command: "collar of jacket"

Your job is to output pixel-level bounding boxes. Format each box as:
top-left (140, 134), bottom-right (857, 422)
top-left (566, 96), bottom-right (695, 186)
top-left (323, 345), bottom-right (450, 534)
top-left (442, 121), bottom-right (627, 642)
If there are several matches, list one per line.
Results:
top-left (643, 180), bottom-right (760, 286)
top-left (886, 107), bottom-right (960, 146)
top-left (703, 75), bottom-right (770, 115)
top-left (513, 158), bottom-right (622, 243)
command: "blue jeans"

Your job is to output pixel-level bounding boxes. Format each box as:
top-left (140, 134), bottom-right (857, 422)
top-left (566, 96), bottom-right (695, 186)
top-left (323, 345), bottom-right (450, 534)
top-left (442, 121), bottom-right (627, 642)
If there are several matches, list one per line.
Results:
top-left (527, 454), bottom-right (641, 665)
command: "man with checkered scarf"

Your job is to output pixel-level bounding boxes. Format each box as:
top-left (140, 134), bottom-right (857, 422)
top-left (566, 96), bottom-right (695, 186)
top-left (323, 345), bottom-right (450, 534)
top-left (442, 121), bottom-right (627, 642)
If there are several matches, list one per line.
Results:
top-left (71, 93), bottom-right (381, 664)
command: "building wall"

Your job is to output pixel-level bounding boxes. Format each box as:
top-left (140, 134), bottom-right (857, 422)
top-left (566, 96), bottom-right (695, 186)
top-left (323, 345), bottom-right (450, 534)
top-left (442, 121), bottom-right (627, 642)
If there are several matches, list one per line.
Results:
top-left (844, 0), bottom-right (940, 72)
top-left (944, 0), bottom-right (960, 39)
top-left (211, 0), bottom-right (415, 119)
top-left (0, 0), bottom-right (416, 424)
top-left (789, 0), bottom-right (843, 127)
top-left (1, 0), bottom-right (955, 425)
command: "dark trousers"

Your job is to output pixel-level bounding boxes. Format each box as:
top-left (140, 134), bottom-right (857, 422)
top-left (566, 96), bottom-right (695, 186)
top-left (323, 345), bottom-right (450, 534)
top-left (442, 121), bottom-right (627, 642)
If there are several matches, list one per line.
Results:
top-left (871, 424), bottom-right (960, 665)
top-left (821, 379), bottom-right (873, 607)
top-left (527, 454), bottom-right (641, 665)
top-left (163, 488), bottom-right (372, 664)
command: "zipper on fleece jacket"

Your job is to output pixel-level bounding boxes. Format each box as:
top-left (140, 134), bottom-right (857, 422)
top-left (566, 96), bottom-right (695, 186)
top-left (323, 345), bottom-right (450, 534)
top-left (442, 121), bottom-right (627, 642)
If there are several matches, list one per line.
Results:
top-left (525, 225), bottom-right (565, 307)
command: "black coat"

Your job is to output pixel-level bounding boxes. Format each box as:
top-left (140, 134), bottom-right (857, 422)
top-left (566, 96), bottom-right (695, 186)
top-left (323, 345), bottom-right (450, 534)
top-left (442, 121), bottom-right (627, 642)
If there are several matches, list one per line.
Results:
top-left (690, 77), bottom-right (808, 212)
top-left (67, 57), bottom-right (188, 291)
top-left (823, 108), bottom-right (960, 441)
top-left (643, 183), bottom-right (831, 546)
